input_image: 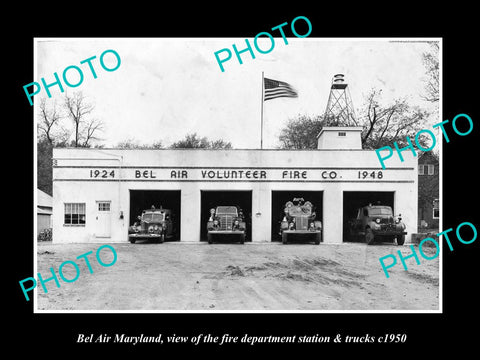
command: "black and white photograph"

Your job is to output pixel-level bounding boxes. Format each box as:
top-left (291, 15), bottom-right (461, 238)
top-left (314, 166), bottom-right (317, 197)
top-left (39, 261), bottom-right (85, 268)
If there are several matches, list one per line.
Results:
top-left (32, 37), bottom-right (441, 312)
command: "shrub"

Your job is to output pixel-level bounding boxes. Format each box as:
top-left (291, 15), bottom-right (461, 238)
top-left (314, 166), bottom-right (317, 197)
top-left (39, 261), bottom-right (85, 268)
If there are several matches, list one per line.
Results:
top-left (38, 228), bottom-right (52, 241)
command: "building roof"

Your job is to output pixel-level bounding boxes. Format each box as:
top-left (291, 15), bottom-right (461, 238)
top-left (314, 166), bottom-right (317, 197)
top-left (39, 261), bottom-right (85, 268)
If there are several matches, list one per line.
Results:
top-left (37, 189), bottom-right (52, 208)
top-left (418, 151), bottom-right (439, 163)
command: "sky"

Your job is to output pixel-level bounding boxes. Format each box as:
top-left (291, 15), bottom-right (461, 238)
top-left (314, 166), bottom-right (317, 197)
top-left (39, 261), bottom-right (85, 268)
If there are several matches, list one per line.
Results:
top-left (35, 38), bottom-right (439, 149)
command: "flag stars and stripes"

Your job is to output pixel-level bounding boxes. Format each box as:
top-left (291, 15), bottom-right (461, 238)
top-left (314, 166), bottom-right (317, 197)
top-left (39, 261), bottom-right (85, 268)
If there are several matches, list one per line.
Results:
top-left (263, 77), bottom-right (298, 101)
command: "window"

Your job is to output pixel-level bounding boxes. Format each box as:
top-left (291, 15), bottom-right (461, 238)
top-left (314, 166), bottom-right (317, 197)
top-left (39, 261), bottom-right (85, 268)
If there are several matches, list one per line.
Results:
top-left (368, 208), bottom-right (393, 216)
top-left (433, 199), bottom-right (439, 219)
top-left (419, 164), bottom-right (435, 175)
top-left (64, 203), bottom-right (86, 225)
top-left (142, 213), bottom-right (164, 222)
top-left (338, 132), bottom-right (346, 137)
top-left (98, 202), bottom-right (111, 211)
top-left (427, 164), bottom-right (435, 175)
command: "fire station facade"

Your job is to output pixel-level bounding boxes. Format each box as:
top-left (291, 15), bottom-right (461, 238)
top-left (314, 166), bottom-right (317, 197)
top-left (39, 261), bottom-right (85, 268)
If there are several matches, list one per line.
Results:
top-left (52, 127), bottom-right (418, 244)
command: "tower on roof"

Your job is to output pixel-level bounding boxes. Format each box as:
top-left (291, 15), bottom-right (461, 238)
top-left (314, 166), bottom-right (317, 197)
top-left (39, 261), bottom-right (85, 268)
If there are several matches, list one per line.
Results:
top-left (323, 74), bottom-right (357, 127)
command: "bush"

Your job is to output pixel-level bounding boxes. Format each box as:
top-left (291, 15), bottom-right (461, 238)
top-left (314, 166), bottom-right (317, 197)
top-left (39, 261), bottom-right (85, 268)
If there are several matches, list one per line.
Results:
top-left (38, 228), bottom-right (52, 241)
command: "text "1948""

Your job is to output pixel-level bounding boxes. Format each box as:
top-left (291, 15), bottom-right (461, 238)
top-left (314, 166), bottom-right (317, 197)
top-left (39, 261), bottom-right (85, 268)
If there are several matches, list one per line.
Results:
top-left (358, 170), bottom-right (383, 179)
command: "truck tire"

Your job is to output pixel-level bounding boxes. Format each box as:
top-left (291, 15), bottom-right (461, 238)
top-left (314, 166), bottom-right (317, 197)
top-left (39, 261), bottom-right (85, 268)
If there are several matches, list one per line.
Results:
top-left (314, 233), bottom-right (321, 245)
top-left (159, 234), bottom-right (165, 243)
top-left (207, 233), bottom-right (213, 244)
top-left (365, 228), bottom-right (375, 245)
top-left (239, 234), bottom-right (245, 244)
top-left (397, 235), bottom-right (405, 245)
top-left (282, 232), bottom-right (287, 244)
top-left (129, 239), bottom-right (136, 244)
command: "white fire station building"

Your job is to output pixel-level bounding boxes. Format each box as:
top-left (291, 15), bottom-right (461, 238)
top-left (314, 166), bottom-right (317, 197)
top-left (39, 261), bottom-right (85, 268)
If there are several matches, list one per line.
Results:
top-left (51, 127), bottom-right (417, 244)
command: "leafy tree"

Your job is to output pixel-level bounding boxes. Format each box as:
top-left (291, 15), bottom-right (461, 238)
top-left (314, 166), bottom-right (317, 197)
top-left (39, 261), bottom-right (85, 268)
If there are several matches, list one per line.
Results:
top-left (422, 42), bottom-right (439, 103)
top-left (170, 133), bottom-right (232, 149)
top-left (151, 140), bottom-right (164, 149)
top-left (208, 139), bottom-right (233, 150)
top-left (37, 139), bottom-right (54, 195)
top-left (277, 90), bottom-right (429, 150)
top-left (115, 138), bottom-right (164, 149)
top-left (278, 115), bottom-right (324, 149)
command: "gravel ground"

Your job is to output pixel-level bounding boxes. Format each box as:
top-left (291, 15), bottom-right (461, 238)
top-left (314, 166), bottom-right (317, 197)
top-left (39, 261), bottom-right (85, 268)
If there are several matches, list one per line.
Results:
top-left (34, 241), bottom-right (440, 311)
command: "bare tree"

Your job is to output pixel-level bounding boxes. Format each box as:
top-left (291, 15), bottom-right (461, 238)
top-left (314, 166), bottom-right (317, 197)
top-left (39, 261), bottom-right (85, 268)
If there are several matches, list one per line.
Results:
top-left (359, 89), bottom-right (430, 149)
top-left (80, 118), bottom-right (104, 147)
top-left (64, 92), bottom-right (103, 147)
top-left (38, 98), bottom-right (64, 145)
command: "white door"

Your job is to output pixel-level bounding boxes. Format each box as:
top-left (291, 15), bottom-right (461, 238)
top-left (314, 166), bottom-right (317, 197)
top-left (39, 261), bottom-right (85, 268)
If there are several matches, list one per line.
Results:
top-left (95, 201), bottom-right (111, 238)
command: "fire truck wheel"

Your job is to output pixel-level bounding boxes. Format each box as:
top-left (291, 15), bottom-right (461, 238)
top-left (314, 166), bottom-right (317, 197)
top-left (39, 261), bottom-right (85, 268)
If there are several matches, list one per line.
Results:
top-left (239, 234), bottom-right (245, 244)
top-left (129, 239), bottom-right (136, 244)
top-left (396, 235), bottom-right (405, 245)
top-left (207, 233), bottom-right (213, 244)
top-left (314, 233), bottom-right (321, 245)
top-left (282, 232), bottom-right (287, 244)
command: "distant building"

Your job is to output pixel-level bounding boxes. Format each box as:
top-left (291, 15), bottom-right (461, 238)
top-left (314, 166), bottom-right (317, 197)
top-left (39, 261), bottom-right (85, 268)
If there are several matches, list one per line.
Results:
top-left (37, 189), bottom-right (53, 235)
top-left (418, 152), bottom-right (439, 229)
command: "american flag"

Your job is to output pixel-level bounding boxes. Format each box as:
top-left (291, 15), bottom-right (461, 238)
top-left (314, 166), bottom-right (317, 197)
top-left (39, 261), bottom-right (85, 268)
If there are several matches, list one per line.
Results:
top-left (263, 77), bottom-right (298, 101)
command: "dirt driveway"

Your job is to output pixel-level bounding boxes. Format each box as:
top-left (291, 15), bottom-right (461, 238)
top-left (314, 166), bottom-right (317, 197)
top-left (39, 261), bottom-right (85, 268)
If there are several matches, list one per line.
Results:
top-left (35, 241), bottom-right (439, 311)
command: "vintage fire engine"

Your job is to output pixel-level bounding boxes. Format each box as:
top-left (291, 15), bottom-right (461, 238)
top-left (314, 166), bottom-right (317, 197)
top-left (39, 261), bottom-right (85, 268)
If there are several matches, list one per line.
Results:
top-left (207, 206), bottom-right (246, 244)
top-left (128, 206), bottom-right (175, 243)
top-left (279, 198), bottom-right (322, 244)
top-left (347, 204), bottom-right (406, 245)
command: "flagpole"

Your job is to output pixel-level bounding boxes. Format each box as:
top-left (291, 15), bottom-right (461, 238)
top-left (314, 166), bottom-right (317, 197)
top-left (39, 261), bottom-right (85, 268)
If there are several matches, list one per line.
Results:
top-left (260, 71), bottom-right (264, 150)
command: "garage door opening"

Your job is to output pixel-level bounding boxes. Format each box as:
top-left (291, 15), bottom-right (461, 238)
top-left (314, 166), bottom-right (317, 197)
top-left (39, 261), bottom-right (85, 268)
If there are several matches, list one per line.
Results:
top-left (271, 191), bottom-right (323, 242)
top-left (342, 191), bottom-right (394, 242)
top-left (200, 190), bottom-right (252, 242)
top-left (129, 190), bottom-right (181, 241)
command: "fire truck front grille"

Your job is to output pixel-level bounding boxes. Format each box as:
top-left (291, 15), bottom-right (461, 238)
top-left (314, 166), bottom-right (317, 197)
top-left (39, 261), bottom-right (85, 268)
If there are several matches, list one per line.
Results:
top-left (295, 216), bottom-right (308, 230)
top-left (219, 215), bottom-right (233, 230)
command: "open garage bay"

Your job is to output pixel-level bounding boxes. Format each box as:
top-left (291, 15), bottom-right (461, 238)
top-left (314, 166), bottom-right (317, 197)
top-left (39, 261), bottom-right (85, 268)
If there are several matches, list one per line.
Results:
top-left (271, 190), bottom-right (323, 242)
top-left (200, 190), bottom-right (252, 242)
top-left (129, 190), bottom-right (181, 241)
top-left (342, 191), bottom-right (394, 242)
